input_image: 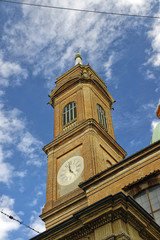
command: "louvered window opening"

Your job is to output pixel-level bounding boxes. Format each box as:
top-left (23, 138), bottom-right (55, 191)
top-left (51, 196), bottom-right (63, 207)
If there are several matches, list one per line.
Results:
top-left (63, 102), bottom-right (77, 126)
top-left (97, 104), bottom-right (107, 129)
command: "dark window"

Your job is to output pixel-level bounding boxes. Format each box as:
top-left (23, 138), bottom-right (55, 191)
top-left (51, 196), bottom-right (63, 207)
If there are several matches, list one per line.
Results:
top-left (97, 104), bottom-right (107, 129)
top-left (63, 102), bottom-right (76, 126)
top-left (134, 185), bottom-right (160, 225)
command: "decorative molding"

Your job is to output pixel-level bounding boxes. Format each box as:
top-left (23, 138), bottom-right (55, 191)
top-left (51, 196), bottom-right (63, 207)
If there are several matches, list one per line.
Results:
top-left (49, 64), bottom-right (114, 108)
top-left (127, 212), bottom-right (159, 240)
top-left (102, 233), bottom-right (131, 240)
top-left (59, 211), bottom-right (113, 240)
top-left (43, 118), bottom-right (126, 157)
top-left (41, 188), bottom-right (86, 219)
top-left (59, 207), bottom-right (159, 240)
top-left (30, 194), bottom-right (160, 240)
top-left (63, 120), bottom-right (77, 132)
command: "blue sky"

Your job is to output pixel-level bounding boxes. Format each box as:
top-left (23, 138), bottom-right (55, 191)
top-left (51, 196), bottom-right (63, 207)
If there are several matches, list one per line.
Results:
top-left (0, 0), bottom-right (160, 239)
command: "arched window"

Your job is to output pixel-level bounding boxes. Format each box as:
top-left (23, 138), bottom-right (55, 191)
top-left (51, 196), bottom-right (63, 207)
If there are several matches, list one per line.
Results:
top-left (134, 185), bottom-right (160, 225)
top-left (97, 104), bottom-right (107, 129)
top-left (63, 102), bottom-right (77, 126)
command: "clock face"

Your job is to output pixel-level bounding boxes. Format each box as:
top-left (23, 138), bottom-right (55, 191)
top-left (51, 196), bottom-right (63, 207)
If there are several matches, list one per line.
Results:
top-left (57, 156), bottom-right (84, 186)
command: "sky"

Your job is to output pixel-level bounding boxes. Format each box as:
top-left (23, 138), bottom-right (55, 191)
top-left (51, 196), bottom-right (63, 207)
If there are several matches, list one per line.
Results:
top-left (0, 0), bottom-right (160, 239)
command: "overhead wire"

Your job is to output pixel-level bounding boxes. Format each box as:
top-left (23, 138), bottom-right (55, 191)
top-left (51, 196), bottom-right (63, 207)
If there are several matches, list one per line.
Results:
top-left (0, 209), bottom-right (40, 234)
top-left (0, 0), bottom-right (160, 20)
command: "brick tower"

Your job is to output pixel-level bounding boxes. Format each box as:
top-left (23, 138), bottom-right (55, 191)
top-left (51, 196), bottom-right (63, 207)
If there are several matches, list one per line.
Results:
top-left (40, 54), bottom-right (126, 229)
top-left (31, 55), bottom-right (160, 240)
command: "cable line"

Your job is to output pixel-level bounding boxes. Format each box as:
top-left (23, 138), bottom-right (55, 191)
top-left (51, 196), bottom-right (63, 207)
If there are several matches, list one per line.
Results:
top-left (0, 209), bottom-right (40, 234)
top-left (0, 0), bottom-right (160, 20)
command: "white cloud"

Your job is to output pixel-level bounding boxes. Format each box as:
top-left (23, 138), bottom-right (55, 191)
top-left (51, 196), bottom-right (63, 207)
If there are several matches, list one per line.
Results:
top-left (29, 188), bottom-right (44, 208)
top-left (0, 146), bottom-right (14, 185)
top-left (116, 0), bottom-right (152, 13)
top-left (17, 211), bottom-right (24, 216)
top-left (31, 217), bottom-right (45, 235)
top-left (113, 99), bottom-right (159, 134)
top-left (0, 78), bottom-right (9, 87)
top-left (14, 170), bottom-right (27, 178)
top-left (147, 5), bottom-right (160, 67)
top-left (0, 103), bottom-right (43, 184)
top-left (155, 87), bottom-right (160, 92)
top-left (0, 51), bottom-right (28, 87)
top-left (145, 69), bottom-right (156, 80)
top-left (17, 132), bottom-right (43, 166)
top-left (17, 132), bottom-right (42, 155)
top-left (0, 106), bottom-right (25, 144)
top-left (0, 195), bottom-right (20, 240)
top-left (2, 0), bottom-right (155, 82)
top-left (37, 191), bottom-right (43, 196)
top-left (19, 185), bottom-right (25, 193)
top-left (28, 210), bottom-right (45, 237)
top-left (130, 139), bottom-right (142, 146)
top-left (29, 199), bottom-right (38, 207)
top-left (148, 23), bottom-right (160, 67)
top-left (0, 90), bottom-right (5, 96)
top-left (142, 102), bottom-right (155, 110)
top-left (104, 53), bottom-right (115, 80)
top-left (0, 103), bottom-right (42, 153)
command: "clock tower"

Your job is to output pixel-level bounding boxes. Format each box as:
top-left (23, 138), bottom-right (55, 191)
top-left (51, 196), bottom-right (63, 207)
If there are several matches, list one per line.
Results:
top-left (40, 54), bottom-right (127, 230)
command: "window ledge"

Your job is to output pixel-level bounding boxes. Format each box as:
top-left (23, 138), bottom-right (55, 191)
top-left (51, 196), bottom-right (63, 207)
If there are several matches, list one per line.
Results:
top-left (63, 120), bottom-right (77, 132)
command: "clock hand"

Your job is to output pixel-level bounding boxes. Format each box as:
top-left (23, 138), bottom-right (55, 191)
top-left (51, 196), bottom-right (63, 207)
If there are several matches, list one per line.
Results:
top-left (68, 162), bottom-right (72, 172)
top-left (68, 162), bottom-right (76, 176)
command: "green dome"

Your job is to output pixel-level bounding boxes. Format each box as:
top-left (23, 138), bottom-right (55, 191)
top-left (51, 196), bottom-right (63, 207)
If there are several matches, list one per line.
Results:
top-left (75, 53), bottom-right (82, 59)
top-left (151, 122), bottom-right (160, 144)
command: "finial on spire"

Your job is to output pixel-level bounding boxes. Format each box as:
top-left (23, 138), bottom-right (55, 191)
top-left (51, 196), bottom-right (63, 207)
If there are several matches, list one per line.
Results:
top-left (156, 100), bottom-right (160, 119)
top-left (75, 52), bottom-right (82, 65)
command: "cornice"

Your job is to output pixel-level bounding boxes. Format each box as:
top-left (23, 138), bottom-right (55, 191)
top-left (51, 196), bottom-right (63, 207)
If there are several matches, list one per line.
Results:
top-left (56, 64), bottom-right (82, 82)
top-left (56, 64), bottom-right (106, 87)
top-left (43, 118), bottom-right (126, 158)
top-left (30, 193), bottom-right (160, 240)
top-left (49, 73), bottom-right (113, 108)
top-left (41, 188), bottom-right (86, 220)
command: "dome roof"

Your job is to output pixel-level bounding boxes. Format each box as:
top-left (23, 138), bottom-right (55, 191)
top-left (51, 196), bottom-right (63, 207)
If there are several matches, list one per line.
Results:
top-left (151, 122), bottom-right (160, 144)
top-left (75, 53), bottom-right (82, 59)
top-left (156, 101), bottom-right (160, 118)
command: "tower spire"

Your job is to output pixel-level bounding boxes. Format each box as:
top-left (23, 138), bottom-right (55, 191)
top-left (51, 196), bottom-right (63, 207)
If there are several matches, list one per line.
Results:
top-left (75, 52), bottom-right (82, 65)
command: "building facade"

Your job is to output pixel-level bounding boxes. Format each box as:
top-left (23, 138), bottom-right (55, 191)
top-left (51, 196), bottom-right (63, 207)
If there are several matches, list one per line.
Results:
top-left (30, 55), bottom-right (160, 240)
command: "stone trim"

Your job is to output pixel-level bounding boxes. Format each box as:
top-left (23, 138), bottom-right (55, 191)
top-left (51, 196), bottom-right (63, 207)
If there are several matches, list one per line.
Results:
top-left (43, 118), bottom-right (126, 157)
top-left (102, 233), bottom-right (131, 240)
top-left (60, 208), bottom-right (158, 240)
